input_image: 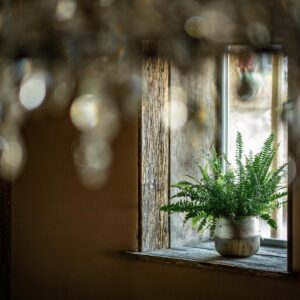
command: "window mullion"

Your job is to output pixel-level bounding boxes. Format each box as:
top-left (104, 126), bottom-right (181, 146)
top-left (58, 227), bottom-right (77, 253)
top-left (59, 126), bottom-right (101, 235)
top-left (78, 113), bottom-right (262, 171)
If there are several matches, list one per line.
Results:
top-left (221, 48), bottom-right (229, 170)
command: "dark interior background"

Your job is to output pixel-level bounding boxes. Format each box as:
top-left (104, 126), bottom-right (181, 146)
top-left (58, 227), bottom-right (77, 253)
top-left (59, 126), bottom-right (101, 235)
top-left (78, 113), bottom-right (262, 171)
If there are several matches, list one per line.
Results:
top-left (10, 110), bottom-right (300, 300)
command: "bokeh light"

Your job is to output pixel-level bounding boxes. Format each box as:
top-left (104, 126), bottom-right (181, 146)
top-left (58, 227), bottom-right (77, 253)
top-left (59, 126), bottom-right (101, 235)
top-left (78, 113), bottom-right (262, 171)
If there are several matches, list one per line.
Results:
top-left (0, 0), bottom-right (300, 187)
top-left (19, 73), bottom-right (47, 110)
top-left (164, 100), bottom-right (188, 130)
top-left (74, 137), bottom-right (112, 188)
top-left (184, 16), bottom-right (209, 39)
top-left (288, 157), bottom-right (297, 184)
top-left (70, 94), bottom-right (101, 131)
top-left (163, 86), bottom-right (188, 130)
top-left (0, 128), bottom-right (25, 180)
top-left (56, 0), bottom-right (77, 21)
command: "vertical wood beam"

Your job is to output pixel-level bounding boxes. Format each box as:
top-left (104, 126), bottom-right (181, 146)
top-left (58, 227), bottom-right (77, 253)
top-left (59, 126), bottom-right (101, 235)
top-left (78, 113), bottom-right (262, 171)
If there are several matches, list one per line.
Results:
top-left (271, 53), bottom-right (282, 239)
top-left (287, 57), bottom-right (300, 272)
top-left (140, 56), bottom-right (169, 251)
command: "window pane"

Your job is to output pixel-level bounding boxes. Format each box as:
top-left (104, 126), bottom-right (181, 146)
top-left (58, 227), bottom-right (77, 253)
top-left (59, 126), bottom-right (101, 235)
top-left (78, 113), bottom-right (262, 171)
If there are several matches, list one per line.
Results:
top-left (226, 48), bottom-right (288, 240)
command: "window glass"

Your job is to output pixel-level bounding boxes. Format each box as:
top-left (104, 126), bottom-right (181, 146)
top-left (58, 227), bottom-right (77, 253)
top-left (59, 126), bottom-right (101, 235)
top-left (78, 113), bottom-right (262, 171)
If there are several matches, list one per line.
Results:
top-left (226, 47), bottom-right (288, 240)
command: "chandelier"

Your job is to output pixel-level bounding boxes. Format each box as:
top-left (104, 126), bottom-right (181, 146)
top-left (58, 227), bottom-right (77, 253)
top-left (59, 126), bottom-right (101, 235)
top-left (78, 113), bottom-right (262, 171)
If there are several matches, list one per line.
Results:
top-left (1, 0), bottom-right (300, 187)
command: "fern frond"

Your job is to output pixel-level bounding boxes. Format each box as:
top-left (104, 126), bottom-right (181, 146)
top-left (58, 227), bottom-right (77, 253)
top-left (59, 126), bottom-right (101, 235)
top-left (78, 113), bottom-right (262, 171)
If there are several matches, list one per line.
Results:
top-left (161, 132), bottom-right (287, 237)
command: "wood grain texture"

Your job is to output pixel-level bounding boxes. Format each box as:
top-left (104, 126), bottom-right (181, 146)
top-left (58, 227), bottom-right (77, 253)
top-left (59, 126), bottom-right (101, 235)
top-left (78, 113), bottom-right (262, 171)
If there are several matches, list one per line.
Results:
top-left (124, 243), bottom-right (295, 280)
top-left (140, 56), bottom-right (169, 251)
top-left (287, 56), bottom-right (298, 272)
top-left (170, 59), bottom-right (217, 247)
top-left (0, 180), bottom-right (11, 300)
top-left (271, 53), bottom-right (284, 239)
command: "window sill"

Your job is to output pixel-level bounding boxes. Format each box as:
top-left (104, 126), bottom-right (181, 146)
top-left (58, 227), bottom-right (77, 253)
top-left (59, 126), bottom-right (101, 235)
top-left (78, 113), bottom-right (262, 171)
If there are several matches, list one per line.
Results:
top-left (124, 242), bottom-right (299, 280)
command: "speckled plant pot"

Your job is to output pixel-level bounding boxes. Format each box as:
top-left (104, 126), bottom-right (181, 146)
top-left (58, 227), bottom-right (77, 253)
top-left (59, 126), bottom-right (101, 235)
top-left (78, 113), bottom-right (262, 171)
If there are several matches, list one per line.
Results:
top-left (214, 216), bottom-right (260, 257)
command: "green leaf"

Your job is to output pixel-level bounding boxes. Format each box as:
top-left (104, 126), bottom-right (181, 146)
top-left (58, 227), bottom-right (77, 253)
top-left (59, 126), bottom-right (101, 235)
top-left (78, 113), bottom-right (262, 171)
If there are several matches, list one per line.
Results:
top-left (260, 214), bottom-right (278, 229)
top-left (161, 132), bottom-right (287, 236)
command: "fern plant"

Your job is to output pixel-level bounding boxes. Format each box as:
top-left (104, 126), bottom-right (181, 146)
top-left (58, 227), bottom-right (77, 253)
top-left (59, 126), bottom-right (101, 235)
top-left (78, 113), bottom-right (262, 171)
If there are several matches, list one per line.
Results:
top-left (161, 132), bottom-right (287, 237)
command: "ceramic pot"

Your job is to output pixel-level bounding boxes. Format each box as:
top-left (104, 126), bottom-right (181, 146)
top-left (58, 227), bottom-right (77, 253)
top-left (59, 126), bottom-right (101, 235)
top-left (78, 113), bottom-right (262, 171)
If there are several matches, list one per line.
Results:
top-left (214, 216), bottom-right (260, 257)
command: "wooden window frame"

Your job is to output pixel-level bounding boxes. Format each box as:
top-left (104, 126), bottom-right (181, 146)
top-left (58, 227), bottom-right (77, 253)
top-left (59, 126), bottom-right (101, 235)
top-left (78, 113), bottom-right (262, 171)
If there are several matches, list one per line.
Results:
top-left (221, 45), bottom-right (289, 245)
top-left (137, 42), bottom-right (296, 274)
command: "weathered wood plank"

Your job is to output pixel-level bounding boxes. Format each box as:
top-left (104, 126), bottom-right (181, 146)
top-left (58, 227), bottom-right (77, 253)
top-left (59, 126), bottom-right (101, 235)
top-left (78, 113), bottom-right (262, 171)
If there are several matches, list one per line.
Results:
top-left (189, 241), bottom-right (287, 257)
top-left (169, 58), bottom-right (217, 247)
top-left (140, 56), bottom-right (169, 251)
top-left (124, 245), bottom-right (296, 280)
top-left (145, 246), bottom-right (287, 271)
top-left (271, 53), bottom-right (287, 239)
top-left (0, 180), bottom-right (11, 300)
top-left (287, 56), bottom-right (300, 272)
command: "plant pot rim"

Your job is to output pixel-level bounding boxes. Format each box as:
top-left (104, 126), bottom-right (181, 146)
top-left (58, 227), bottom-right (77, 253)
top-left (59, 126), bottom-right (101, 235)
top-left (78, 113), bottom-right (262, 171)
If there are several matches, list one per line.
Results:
top-left (216, 215), bottom-right (259, 220)
top-left (216, 216), bottom-right (260, 226)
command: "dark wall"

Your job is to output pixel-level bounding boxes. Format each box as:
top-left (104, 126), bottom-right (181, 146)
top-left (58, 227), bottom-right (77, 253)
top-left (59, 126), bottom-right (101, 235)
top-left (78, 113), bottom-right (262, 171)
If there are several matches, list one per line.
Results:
top-left (11, 113), bottom-right (300, 300)
top-left (0, 179), bottom-right (11, 300)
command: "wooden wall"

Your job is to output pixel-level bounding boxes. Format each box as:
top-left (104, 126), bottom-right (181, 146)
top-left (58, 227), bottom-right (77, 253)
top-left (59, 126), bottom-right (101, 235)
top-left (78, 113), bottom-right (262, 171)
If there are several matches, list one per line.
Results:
top-left (170, 58), bottom-right (217, 247)
top-left (10, 110), bottom-right (300, 300)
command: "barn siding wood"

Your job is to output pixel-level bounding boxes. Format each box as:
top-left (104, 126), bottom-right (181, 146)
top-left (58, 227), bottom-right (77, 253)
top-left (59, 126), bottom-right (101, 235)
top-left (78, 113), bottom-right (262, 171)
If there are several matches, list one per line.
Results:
top-left (140, 56), bottom-right (170, 251)
top-left (169, 58), bottom-right (217, 247)
top-left (125, 245), bottom-right (291, 280)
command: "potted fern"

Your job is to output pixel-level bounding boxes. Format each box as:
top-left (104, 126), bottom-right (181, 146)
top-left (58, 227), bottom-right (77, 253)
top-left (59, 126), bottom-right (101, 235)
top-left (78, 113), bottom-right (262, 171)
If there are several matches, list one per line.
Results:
top-left (161, 132), bottom-right (287, 257)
